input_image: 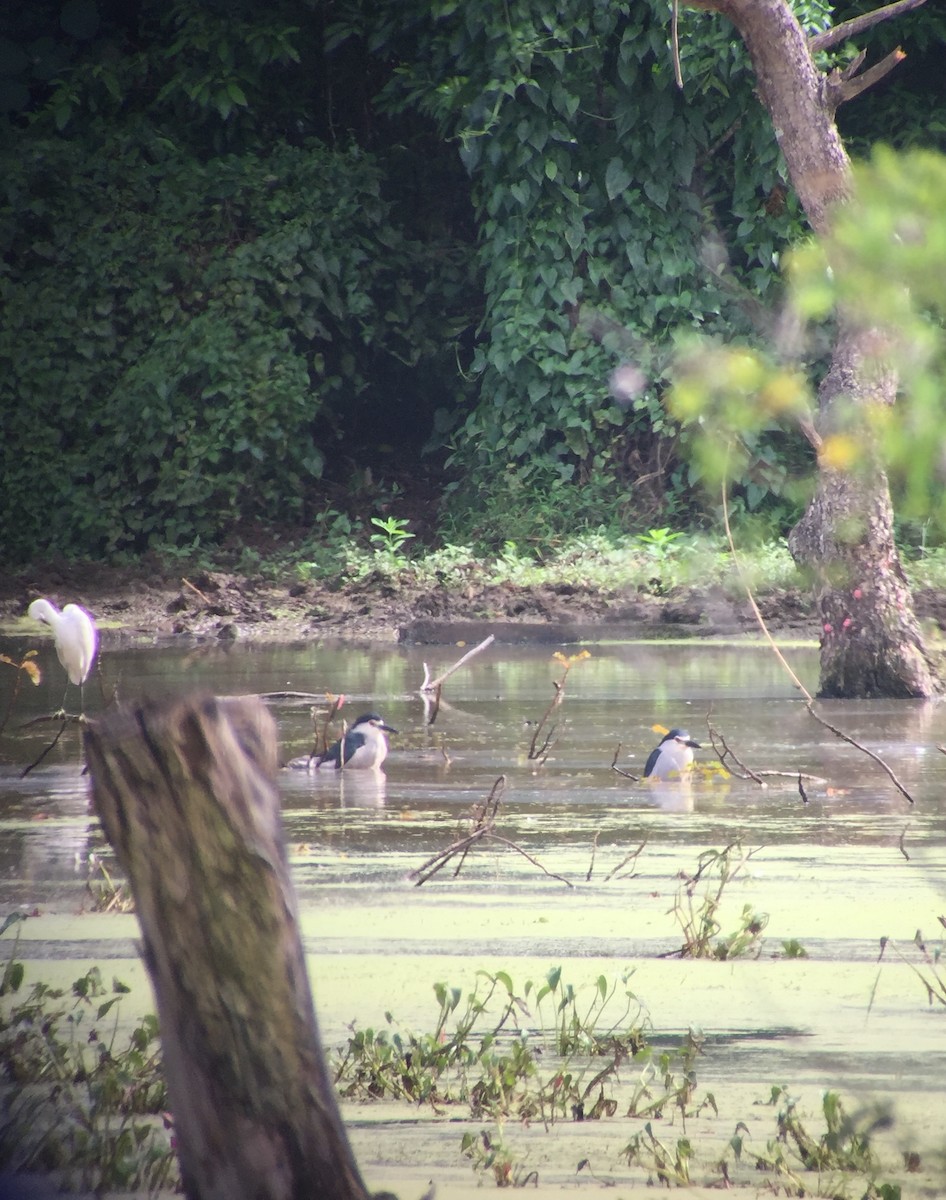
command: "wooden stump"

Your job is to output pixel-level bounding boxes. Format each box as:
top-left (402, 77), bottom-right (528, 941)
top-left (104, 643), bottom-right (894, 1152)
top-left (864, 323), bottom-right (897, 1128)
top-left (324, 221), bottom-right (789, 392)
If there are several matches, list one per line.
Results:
top-left (84, 693), bottom-right (370, 1200)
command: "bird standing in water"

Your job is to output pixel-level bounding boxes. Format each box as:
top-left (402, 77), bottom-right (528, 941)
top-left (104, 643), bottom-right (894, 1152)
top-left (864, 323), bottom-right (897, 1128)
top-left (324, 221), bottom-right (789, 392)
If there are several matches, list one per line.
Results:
top-left (27, 598), bottom-right (99, 714)
top-left (643, 728), bottom-right (701, 781)
top-left (314, 712), bottom-right (398, 770)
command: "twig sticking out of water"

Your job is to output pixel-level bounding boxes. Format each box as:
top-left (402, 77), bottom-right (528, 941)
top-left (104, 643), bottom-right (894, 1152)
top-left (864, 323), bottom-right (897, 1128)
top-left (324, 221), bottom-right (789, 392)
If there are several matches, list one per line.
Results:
top-left (298, 693), bottom-right (345, 764)
top-left (609, 742), bottom-right (639, 781)
top-left (601, 840), bottom-right (647, 884)
top-left (707, 718), bottom-right (821, 789)
top-left (803, 702), bottom-right (914, 805)
top-left (527, 650), bottom-right (590, 763)
top-left (419, 635), bottom-right (494, 725)
top-left (421, 635), bottom-right (495, 693)
top-left (707, 721), bottom-right (767, 785)
top-left (21, 713), bottom-right (74, 778)
top-left (586, 830), bottom-right (647, 883)
top-left (586, 830), bottom-right (600, 881)
top-left (409, 776), bottom-right (573, 888)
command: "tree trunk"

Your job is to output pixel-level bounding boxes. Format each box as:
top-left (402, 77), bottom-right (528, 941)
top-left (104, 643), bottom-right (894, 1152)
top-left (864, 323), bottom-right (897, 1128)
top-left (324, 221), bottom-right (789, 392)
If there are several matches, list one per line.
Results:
top-left (690, 0), bottom-right (939, 697)
top-left (84, 693), bottom-right (371, 1200)
top-left (788, 324), bottom-right (937, 697)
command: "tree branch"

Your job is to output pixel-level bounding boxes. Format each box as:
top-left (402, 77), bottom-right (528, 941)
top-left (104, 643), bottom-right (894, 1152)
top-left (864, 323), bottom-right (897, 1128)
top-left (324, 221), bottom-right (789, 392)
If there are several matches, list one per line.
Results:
top-left (808, 0), bottom-right (927, 53)
top-left (825, 46), bottom-right (908, 109)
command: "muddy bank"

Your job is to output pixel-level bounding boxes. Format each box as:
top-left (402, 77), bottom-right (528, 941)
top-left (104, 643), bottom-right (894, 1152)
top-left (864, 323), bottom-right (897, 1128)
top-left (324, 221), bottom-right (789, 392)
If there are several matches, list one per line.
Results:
top-left (0, 560), bottom-right (825, 645)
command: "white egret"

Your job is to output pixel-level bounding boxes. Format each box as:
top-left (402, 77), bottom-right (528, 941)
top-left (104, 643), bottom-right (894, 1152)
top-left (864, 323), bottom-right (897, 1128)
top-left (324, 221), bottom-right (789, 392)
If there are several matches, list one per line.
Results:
top-left (27, 598), bottom-right (99, 713)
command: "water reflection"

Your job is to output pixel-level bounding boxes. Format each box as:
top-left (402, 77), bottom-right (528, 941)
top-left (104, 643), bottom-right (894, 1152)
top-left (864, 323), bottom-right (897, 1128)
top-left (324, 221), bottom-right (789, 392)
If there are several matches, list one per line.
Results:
top-left (3, 637), bottom-right (946, 897)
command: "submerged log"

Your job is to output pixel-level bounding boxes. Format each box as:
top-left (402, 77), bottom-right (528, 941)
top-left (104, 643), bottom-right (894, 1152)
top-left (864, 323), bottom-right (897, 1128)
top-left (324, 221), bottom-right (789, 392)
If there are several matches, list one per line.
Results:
top-left (84, 693), bottom-right (370, 1200)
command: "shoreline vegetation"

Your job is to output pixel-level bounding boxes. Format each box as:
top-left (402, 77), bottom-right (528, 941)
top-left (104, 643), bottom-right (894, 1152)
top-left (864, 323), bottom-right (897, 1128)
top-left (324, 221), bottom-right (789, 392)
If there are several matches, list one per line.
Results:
top-left (3, 532), bottom-right (946, 646)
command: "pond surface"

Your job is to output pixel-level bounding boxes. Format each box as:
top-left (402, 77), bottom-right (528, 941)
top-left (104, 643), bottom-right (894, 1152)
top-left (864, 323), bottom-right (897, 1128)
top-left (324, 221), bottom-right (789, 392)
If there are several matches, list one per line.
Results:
top-left (2, 633), bottom-right (945, 1195)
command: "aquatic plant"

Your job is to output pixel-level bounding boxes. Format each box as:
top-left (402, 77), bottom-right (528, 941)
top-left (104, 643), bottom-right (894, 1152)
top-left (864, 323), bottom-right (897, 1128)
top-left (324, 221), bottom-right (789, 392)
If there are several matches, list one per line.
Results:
top-left (333, 965), bottom-right (653, 1122)
top-left (624, 1032), bottom-right (716, 1123)
top-left (527, 649), bottom-right (591, 764)
top-left (460, 1128), bottom-right (538, 1187)
top-left (622, 1123), bottom-right (694, 1186)
top-left (669, 842), bottom-right (769, 959)
top-left (720, 1086), bottom-right (904, 1198)
top-left (0, 940), bottom-right (174, 1193)
top-left (877, 923), bottom-right (946, 1009)
top-left (84, 854), bottom-right (135, 913)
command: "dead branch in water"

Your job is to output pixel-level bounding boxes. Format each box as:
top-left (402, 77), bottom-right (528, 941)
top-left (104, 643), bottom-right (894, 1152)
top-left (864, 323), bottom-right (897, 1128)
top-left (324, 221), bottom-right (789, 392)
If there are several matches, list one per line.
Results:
top-left (418, 634), bottom-right (495, 726)
top-left (21, 713), bottom-right (75, 777)
top-left (410, 776), bottom-right (573, 888)
top-left (601, 839), bottom-right (647, 883)
top-left (804, 702), bottom-right (914, 804)
top-left (609, 741), bottom-right (639, 781)
top-left (421, 635), bottom-right (495, 693)
top-left (707, 720), bottom-right (767, 785)
top-left (527, 650), bottom-right (591, 763)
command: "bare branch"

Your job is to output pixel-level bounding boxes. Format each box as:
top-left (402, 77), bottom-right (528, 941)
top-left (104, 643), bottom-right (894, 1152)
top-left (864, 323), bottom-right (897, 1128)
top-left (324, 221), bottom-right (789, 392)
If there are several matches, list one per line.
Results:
top-left (707, 720), bottom-right (768, 785)
top-left (809, 0), bottom-right (927, 53)
top-left (181, 576), bottom-right (213, 606)
top-left (586, 830), bottom-right (600, 882)
top-left (609, 741), bottom-right (639, 781)
top-left (804, 702), bottom-right (915, 804)
top-left (21, 714), bottom-right (70, 777)
top-left (672, 0), bottom-right (683, 88)
top-left (421, 634), bottom-right (494, 692)
top-left (409, 776), bottom-right (573, 887)
top-left (602, 840), bottom-right (647, 883)
top-left (825, 46), bottom-right (908, 109)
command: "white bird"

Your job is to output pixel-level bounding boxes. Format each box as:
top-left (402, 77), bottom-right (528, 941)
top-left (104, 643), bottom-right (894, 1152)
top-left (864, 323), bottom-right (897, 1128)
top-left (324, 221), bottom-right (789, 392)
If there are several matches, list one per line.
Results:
top-left (27, 598), bottom-right (99, 713)
top-left (643, 728), bottom-right (701, 781)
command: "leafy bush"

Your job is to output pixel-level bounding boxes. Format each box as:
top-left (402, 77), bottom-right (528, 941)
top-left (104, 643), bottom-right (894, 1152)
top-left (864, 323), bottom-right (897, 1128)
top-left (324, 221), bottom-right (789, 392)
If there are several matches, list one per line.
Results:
top-left (373, 0), bottom-right (820, 516)
top-left (0, 130), bottom-right (472, 561)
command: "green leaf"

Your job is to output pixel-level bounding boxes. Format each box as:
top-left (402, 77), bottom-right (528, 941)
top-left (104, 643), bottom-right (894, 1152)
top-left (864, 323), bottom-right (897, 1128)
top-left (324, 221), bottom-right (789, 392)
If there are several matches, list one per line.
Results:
top-left (605, 158), bottom-right (633, 201)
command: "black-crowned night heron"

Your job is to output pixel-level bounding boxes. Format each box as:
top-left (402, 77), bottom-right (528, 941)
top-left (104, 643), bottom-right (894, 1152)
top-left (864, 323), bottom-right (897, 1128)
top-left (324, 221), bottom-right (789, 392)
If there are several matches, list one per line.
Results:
top-left (27, 598), bottom-right (98, 712)
top-left (314, 712), bottom-right (398, 770)
top-left (643, 728), bottom-right (701, 781)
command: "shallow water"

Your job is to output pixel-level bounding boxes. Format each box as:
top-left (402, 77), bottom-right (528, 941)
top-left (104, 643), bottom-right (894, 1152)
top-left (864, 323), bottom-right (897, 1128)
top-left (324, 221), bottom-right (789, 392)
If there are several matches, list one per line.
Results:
top-left (2, 633), bottom-right (945, 1193)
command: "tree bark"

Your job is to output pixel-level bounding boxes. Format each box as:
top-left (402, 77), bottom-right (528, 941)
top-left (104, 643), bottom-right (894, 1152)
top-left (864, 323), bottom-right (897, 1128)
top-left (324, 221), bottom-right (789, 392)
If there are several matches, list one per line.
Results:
top-left (688, 0), bottom-right (939, 697)
top-left (84, 693), bottom-right (371, 1200)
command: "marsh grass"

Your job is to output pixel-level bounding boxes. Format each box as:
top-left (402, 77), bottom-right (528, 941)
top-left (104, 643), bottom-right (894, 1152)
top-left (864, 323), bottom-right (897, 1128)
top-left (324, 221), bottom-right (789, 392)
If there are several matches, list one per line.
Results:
top-left (721, 1087), bottom-right (903, 1199)
top-left (0, 950), bottom-right (174, 1193)
top-left (670, 842), bottom-right (769, 960)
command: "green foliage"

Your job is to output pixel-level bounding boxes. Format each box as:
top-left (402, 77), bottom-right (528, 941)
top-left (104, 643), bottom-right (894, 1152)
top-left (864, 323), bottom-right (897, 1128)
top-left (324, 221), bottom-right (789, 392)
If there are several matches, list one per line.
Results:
top-left (373, 0), bottom-right (819, 510)
top-left (460, 1128), bottom-right (537, 1187)
top-left (674, 148), bottom-right (946, 538)
top-left (790, 147), bottom-right (946, 529)
top-left (333, 965), bottom-right (653, 1121)
top-left (622, 1123), bottom-right (693, 1186)
top-left (367, 511), bottom-right (415, 556)
top-left (0, 130), bottom-right (471, 560)
top-left (0, 954), bottom-right (174, 1192)
top-left (670, 842), bottom-right (769, 960)
top-left (720, 1086), bottom-right (902, 1197)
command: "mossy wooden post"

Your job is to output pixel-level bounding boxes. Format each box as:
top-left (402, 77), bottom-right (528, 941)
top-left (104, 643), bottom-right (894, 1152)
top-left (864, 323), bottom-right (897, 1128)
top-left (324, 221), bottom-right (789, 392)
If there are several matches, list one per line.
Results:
top-left (84, 693), bottom-right (370, 1200)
